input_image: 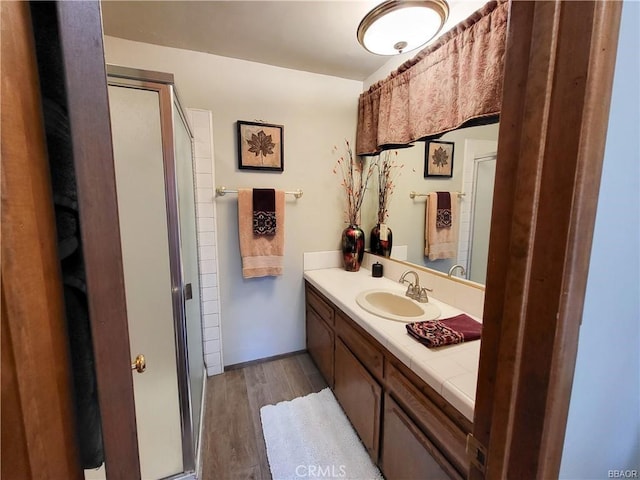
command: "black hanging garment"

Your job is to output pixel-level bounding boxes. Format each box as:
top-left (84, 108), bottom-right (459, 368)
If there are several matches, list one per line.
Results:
top-left (30, 2), bottom-right (105, 468)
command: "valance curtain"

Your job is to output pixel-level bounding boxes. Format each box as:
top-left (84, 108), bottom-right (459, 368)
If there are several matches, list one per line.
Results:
top-left (356, 0), bottom-right (509, 155)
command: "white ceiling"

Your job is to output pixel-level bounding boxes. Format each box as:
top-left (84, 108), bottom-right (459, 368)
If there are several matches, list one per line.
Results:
top-left (101, 1), bottom-right (489, 81)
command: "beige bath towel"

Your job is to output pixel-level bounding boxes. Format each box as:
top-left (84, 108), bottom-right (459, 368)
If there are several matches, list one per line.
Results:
top-left (425, 192), bottom-right (459, 260)
top-left (238, 189), bottom-right (285, 278)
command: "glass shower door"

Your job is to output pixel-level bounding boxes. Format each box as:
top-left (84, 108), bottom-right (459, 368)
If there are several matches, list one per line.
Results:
top-left (86, 67), bottom-right (204, 480)
top-left (85, 84), bottom-right (185, 480)
top-left (173, 103), bottom-right (204, 451)
top-left (469, 155), bottom-right (497, 285)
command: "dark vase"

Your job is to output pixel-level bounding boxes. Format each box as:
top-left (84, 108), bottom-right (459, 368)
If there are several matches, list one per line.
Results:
top-left (370, 223), bottom-right (393, 257)
top-left (341, 224), bottom-right (365, 272)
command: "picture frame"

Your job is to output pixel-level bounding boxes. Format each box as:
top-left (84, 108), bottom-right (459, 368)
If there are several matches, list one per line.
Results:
top-left (424, 140), bottom-right (455, 178)
top-left (237, 120), bottom-right (284, 172)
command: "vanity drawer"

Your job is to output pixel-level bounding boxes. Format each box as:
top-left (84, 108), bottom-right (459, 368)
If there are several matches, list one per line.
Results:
top-left (335, 310), bottom-right (383, 381)
top-left (385, 362), bottom-right (469, 477)
top-left (306, 284), bottom-right (334, 326)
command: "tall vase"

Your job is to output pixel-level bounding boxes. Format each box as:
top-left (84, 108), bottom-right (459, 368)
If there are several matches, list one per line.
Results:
top-left (341, 224), bottom-right (365, 272)
top-left (370, 223), bottom-right (393, 257)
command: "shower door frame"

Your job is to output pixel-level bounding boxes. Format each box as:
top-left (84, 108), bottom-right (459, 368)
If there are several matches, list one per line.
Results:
top-left (466, 153), bottom-right (497, 284)
top-left (107, 66), bottom-right (197, 479)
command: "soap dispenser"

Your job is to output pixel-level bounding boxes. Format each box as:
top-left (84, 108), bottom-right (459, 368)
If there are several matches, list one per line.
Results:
top-left (372, 262), bottom-right (383, 278)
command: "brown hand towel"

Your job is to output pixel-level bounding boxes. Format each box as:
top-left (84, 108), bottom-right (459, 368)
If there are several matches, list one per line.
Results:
top-left (435, 191), bottom-right (452, 228)
top-left (253, 188), bottom-right (276, 236)
top-left (238, 189), bottom-right (284, 278)
top-left (406, 314), bottom-right (482, 348)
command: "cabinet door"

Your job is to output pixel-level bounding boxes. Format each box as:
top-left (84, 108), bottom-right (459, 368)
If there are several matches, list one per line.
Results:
top-left (334, 339), bottom-right (381, 462)
top-left (306, 306), bottom-right (334, 387)
top-left (385, 362), bottom-right (469, 475)
top-left (381, 394), bottom-right (461, 480)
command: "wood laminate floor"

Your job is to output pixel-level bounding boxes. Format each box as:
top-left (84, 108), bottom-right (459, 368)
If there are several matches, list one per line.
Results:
top-left (200, 353), bottom-right (328, 480)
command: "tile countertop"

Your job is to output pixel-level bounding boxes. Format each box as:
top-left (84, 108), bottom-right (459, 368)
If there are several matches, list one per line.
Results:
top-left (304, 267), bottom-right (481, 422)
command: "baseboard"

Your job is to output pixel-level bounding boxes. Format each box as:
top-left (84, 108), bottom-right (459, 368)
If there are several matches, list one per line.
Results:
top-left (225, 349), bottom-right (307, 371)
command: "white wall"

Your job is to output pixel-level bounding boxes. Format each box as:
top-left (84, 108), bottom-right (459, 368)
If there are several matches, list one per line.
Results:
top-left (560, 2), bottom-right (640, 477)
top-left (104, 37), bottom-right (363, 366)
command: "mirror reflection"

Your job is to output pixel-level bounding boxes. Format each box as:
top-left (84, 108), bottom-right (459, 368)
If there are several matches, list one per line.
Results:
top-left (362, 122), bottom-right (499, 285)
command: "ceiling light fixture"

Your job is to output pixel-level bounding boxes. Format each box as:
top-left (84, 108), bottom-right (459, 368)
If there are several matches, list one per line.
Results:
top-left (357, 0), bottom-right (449, 56)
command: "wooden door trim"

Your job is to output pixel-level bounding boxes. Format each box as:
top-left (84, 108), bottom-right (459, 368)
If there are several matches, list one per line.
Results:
top-left (55, 2), bottom-right (141, 478)
top-left (0, 2), bottom-right (82, 478)
top-left (473, 1), bottom-right (622, 478)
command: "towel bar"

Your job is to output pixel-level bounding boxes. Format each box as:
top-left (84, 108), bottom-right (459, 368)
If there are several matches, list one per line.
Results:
top-left (216, 186), bottom-right (303, 199)
top-left (409, 191), bottom-right (465, 199)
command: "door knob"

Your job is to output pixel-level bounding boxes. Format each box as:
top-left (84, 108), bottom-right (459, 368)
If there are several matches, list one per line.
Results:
top-left (131, 354), bottom-right (146, 373)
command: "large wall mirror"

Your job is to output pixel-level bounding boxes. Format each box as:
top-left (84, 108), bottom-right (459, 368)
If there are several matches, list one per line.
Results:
top-left (362, 122), bottom-right (499, 286)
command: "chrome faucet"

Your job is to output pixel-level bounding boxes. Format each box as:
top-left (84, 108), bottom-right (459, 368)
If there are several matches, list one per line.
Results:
top-left (399, 270), bottom-right (419, 300)
top-left (399, 270), bottom-right (432, 303)
top-left (448, 264), bottom-right (466, 278)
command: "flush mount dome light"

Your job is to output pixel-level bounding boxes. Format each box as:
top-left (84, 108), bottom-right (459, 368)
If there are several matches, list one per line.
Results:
top-left (357, 0), bottom-right (449, 55)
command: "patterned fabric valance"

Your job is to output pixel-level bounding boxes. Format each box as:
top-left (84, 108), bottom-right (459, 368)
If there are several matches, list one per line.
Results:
top-left (356, 0), bottom-right (509, 155)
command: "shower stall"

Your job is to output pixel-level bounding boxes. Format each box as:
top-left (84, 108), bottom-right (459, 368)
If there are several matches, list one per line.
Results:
top-left (85, 66), bottom-right (205, 480)
top-left (466, 153), bottom-right (497, 285)
top-left (457, 138), bottom-right (498, 285)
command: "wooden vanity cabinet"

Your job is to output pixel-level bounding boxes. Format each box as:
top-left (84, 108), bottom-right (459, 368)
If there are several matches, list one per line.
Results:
top-left (304, 281), bottom-right (470, 479)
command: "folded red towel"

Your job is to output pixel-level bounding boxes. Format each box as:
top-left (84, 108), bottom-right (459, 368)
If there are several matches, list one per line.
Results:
top-left (406, 314), bottom-right (482, 348)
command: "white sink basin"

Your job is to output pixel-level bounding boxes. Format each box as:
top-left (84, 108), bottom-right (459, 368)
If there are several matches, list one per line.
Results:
top-left (356, 289), bottom-right (441, 323)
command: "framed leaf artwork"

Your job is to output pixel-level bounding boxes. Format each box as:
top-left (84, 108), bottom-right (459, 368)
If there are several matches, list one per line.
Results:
top-left (237, 120), bottom-right (284, 172)
top-left (424, 140), bottom-right (454, 178)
